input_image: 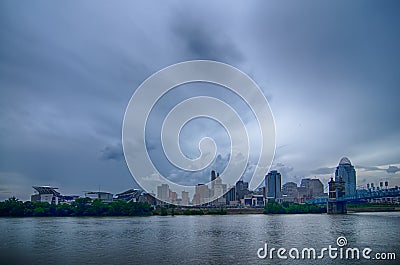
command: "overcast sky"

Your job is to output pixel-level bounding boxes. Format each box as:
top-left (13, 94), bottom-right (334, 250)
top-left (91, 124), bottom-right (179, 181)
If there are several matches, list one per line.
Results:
top-left (1, 0), bottom-right (399, 200)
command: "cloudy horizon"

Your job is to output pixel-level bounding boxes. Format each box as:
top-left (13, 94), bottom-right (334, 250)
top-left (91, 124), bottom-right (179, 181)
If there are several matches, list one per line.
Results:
top-left (1, 0), bottom-right (399, 200)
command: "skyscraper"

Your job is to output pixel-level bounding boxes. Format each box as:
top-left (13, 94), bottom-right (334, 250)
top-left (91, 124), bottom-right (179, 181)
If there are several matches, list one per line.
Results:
top-left (193, 184), bottom-right (210, 205)
top-left (265, 170), bottom-right (282, 200)
top-left (235, 179), bottom-right (249, 201)
top-left (157, 183), bottom-right (169, 201)
top-left (181, 191), bottom-right (189, 205)
top-left (211, 170), bottom-right (217, 197)
top-left (334, 157), bottom-right (356, 197)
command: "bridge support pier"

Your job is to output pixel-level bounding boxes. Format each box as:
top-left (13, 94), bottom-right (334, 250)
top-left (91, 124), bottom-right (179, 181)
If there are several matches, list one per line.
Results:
top-left (327, 177), bottom-right (347, 214)
top-left (327, 201), bottom-right (347, 214)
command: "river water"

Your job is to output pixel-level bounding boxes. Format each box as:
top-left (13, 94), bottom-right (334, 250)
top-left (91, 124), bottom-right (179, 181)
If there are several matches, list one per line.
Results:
top-left (0, 212), bottom-right (399, 265)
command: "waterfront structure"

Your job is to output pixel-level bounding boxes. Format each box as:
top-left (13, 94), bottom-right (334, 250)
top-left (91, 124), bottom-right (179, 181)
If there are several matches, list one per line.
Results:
top-left (335, 157), bottom-right (356, 197)
top-left (31, 186), bottom-right (62, 204)
top-left (85, 191), bottom-right (113, 202)
top-left (243, 194), bottom-right (265, 207)
top-left (115, 189), bottom-right (142, 202)
top-left (327, 177), bottom-right (347, 214)
top-left (264, 170), bottom-right (282, 201)
top-left (138, 192), bottom-right (158, 206)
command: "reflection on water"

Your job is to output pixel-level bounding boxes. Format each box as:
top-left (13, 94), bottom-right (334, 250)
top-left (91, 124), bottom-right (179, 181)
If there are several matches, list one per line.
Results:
top-left (0, 212), bottom-right (399, 265)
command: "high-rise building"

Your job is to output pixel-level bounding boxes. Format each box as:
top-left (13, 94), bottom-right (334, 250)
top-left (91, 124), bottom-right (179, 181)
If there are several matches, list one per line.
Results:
top-left (235, 179), bottom-right (249, 201)
top-left (334, 157), bottom-right (356, 197)
top-left (193, 184), bottom-right (210, 205)
top-left (157, 183), bottom-right (169, 201)
top-left (210, 170), bottom-right (217, 197)
top-left (264, 170), bottom-right (282, 200)
top-left (224, 186), bottom-right (237, 205)
top-left (169, 190), bottom-right (177, 201)
top-left (282, 182), bottom-right (299, 198)
top-left (181, 191), bottom-right (189, 205)
top-left (300, 178), bottom-right (324, 198)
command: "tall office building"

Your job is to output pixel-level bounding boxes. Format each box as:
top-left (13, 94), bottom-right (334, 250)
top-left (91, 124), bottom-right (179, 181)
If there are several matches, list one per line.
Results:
top-left (211, 170), bottom-right (217, 197)
top-left (181, 191), bottom-right (189, 205)
top-left (300, 178), bottom-right (324, 198)
top-left (157, 183), bottom-right (170, 201)
top-left (334, 157), bottom-right (356, 197)
top-left (265, 170), bottom-right (282, 199)
top-left (235, 179), bottom-right (249, 201)
top-left (193, 184), bottom-right (210, 205)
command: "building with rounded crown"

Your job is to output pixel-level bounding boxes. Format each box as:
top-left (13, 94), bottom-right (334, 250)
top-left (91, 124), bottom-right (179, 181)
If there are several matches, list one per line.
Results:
top-left (334, 157), bottom-right (356, 197)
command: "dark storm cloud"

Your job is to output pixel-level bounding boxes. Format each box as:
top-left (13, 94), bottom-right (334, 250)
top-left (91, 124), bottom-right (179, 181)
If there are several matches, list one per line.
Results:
top-left (387, 166), bottom-right (400, 174)
top-left (100, 143), bottom-right (124, 161)
top-left (309, 164), bottom-right (400, 182)
top-left (171, 12), bottom-right (245, 63)
top-left (311, 167), bottom-right (336, 175)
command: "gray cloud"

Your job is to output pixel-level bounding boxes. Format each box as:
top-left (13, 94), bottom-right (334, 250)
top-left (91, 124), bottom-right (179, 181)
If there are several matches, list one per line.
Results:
top-left (311, 167), bottom-right (335, 175)
top-left (387, 166), bottom-right (400, 174)
top-left (100, 143), bottom-right (124, 161)
top-left (171, 12), bottom-right (245, 63)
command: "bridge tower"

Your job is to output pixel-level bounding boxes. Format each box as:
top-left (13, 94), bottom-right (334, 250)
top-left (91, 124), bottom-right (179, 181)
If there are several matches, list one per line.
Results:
top-left (327, 177), bottom-right (347, 214)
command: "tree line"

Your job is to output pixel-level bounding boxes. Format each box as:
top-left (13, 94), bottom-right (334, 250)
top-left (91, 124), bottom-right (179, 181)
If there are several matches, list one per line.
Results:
top-left (0, 197), bottom-right (152, 217)
top-left (264, 200), bottom-right (326, 214)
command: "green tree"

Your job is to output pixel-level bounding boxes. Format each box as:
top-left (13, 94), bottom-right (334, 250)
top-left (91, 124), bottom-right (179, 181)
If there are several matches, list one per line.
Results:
top-left (160, 207), bottom-right (168, 216)
top-left (72, 197), bottom-right (91, 216)
top-left (0, 197), bottom-right (25, 217)
top-left (56, 203), bottom-right (74, 216)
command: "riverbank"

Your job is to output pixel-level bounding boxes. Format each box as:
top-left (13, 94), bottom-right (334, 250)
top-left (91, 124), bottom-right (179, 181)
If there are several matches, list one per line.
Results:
top-left (347, 206), bottom-right (400, 212)
top-left (347, 203), bottom-right (400, 212)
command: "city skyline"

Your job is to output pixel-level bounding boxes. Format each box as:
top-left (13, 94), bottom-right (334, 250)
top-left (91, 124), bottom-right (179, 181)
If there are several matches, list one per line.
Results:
top-left (22, 158), bottom-right (400, 207)
top-left (1, 1), bottom-right (400, 201)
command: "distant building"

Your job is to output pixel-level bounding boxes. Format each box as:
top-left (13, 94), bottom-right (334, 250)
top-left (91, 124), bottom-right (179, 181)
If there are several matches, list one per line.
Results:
top-left (264, 170), bottom-right (282, 200)
top-left (169, 190), bottom-right (178, 202)
top-left (300, 178), bottom-right (324, 198)
top-left (138, 193), bottom-right (158, 206)
top-left (31, 186), bottom-right (61, 204)
top-left (115, 189), bottom-right (142, 202)
top-left (210, 170), bottom-right (227, 200)
top-left (85, 191), bottom-right (113, 202)
top-left (181, 191), bottom-right (189, 205)
top-left (236, 179), bottom-right (250, 201)
top-left (211, 170), bottom-right (217, 197)
top-left (243, 194), bottom-right (265, 207)
top-left (157, 184), bottom-right (170, 202)
top-left (224, 186), bottom-right (237, 206)
top-left (335, 157), bottom-right (356, 197)
top-left (282, 182), bottom-right (299, 202)
top-left (193, 184), bottom-right (210, 205)
top-left (327, 177), bottom-right (347, 214)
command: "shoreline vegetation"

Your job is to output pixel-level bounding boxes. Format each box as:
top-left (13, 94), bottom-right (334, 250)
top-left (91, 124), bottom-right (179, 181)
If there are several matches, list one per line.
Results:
top-left (0, 197), bottom-right (399, 217)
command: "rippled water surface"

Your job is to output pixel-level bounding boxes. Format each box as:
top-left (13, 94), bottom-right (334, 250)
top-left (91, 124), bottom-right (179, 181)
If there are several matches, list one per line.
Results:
top-left (1, 212), bottom-right (399, 265)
